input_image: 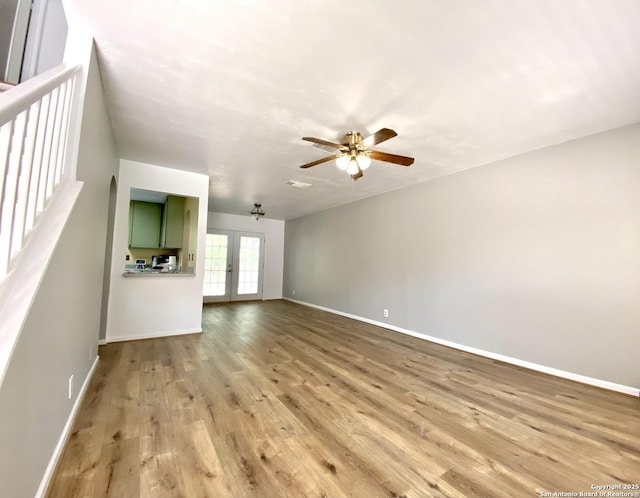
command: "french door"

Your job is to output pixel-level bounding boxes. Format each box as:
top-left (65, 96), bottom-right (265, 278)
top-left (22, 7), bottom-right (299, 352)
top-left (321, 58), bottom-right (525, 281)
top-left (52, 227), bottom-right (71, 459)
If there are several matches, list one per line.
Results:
top-left (203, 230), bottom-right (265, 303)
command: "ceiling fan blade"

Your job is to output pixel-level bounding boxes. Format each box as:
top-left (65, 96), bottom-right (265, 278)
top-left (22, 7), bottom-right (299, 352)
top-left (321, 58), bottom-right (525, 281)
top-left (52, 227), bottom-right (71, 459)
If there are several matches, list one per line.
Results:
top-left (351, 169), bottom-right (363, 180)
top-left (361, 128), bottom-right (397, 147)
top-left (299, 154), bottom-right (340, 169)
top-left (302, 137), bottom-right (344, 149)
top-left (369, 150), bottom-right (414, 166)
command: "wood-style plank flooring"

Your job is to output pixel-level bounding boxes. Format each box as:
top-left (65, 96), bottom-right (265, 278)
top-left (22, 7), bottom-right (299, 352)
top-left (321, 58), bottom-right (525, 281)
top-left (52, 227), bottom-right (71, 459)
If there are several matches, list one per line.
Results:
top-left (48, 300), bottom-right (640, 497)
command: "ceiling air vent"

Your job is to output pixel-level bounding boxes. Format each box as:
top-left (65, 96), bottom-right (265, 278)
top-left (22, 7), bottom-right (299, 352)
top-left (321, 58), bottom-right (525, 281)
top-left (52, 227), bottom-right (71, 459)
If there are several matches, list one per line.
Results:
top-left (287, 180), bottom-right (312, 189)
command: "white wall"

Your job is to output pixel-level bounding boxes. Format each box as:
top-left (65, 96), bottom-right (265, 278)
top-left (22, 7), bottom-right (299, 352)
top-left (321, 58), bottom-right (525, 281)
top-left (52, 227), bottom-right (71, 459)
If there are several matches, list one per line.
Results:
top-left (106, 160), bottom-right (208, 342)
top-left (0, 0), bottom-right (20, 79)
top-left (284, 124), bottom-right (640, 391)
top-left (0, 45), bottom-right (119, 498)
top-left (207, 212), bottom-right (284, 300)
top-left (21, 0), bottom-right (69, 81)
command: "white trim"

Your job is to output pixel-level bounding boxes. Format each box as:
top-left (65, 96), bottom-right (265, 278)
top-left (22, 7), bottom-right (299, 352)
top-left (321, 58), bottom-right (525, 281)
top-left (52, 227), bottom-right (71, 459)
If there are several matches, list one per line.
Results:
top-left (5, 0), bottom-right (31, 82)
top-left (35, 355), bottom-right (100, 498)
top-left (97, 339), bottom-right (107, 346)
top-left (106, 328), bottom-right (202, 344)
top-left (284, 298), bottom-right (640, 398)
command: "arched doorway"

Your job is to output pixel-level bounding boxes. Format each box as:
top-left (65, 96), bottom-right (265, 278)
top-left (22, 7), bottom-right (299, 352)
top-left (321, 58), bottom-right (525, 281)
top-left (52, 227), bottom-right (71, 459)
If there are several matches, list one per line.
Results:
top-left (99, 176), bottom-right (117, 342)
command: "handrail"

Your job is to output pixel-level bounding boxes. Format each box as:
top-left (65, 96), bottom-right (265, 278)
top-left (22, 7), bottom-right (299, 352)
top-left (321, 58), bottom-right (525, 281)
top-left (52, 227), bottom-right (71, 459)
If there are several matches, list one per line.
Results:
top-left (0, 64), bottom-right (80, 125)
top-left (0, 63), bottom-right (82, 279)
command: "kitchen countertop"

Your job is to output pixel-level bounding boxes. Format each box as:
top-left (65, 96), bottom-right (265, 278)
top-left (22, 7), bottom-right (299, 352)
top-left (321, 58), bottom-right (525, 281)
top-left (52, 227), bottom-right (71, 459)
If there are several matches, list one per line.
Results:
top-left (123, 271), bottom-right (195, 278)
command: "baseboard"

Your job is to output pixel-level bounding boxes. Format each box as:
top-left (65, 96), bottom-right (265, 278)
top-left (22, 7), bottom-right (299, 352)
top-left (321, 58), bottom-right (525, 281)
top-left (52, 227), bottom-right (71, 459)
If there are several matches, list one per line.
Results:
top-left (284, 298), bottom-right (640, 397)
top-left (36, 355), bottom-right (100, 498)
top-left (106, 327), bottom-right (202, 344)
top-left (97, 339), bottom-right (107, 345)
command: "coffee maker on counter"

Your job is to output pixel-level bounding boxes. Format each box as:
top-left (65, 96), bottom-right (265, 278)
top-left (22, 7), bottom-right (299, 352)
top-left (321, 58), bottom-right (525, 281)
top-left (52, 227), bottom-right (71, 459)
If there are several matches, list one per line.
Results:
top-left (151, 255), bottom-right (178, 272)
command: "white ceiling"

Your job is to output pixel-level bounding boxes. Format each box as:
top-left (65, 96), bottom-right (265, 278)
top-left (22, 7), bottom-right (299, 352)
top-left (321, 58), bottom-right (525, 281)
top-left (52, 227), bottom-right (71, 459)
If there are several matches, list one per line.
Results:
top-left (68, 0), bottom-right (640, 220)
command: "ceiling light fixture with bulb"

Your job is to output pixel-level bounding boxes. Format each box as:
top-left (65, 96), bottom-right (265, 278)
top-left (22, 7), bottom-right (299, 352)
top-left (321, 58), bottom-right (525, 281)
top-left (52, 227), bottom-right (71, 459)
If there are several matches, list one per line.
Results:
top-left (336, 150), bottom-right (372, 176)
top-left (250, 203), bottom-right (265, 220)
top-left (299, 128), bottom-right (414, 181)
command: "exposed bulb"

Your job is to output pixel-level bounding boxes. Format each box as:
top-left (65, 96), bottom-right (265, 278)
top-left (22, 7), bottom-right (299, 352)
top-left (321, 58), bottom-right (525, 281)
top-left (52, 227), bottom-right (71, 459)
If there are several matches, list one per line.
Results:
top-left (346, 158), bottom-right (359, 175)
top-left (356, 153), bottom-right (371, 170)
top-left (335, 154), bottom-right (350, 171)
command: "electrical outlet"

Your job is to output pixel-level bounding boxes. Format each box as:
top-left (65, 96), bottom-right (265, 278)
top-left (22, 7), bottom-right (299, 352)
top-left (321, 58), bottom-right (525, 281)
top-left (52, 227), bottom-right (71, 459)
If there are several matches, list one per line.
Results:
top-left (68, 375), bottom-right (74, 400)
top-left (292, 289), bottom-right (296, 296)
top-left (383, 309), bottom-right (389, 318)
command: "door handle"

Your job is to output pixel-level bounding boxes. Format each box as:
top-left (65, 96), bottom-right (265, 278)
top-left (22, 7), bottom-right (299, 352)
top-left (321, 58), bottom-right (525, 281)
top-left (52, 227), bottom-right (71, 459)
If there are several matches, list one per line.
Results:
top-left (227, 263), bottom-right (233, 273)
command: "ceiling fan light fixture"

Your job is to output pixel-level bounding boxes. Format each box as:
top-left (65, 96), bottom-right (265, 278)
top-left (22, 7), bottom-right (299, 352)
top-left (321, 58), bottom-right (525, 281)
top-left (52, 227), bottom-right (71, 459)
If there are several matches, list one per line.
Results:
top-left (299, 128), bottom-right (414, 182)
top-left (356, 153), bottom-right (371, 170)
top-left (250, 203), bottom-right (265, 220)
top-left (346, 158), bottom-right (359, 175)
top-left (335, 154), bottom-right (350, 171)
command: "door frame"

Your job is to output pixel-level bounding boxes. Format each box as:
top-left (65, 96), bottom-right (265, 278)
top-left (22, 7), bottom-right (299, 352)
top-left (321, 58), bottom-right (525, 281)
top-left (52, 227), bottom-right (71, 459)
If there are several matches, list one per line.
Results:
top-left (230, 231), bottom-right (265, 302)
top-left (203, 229), bottom-right (233, 303)
top-left (203, 229), bottom-right (265, 303)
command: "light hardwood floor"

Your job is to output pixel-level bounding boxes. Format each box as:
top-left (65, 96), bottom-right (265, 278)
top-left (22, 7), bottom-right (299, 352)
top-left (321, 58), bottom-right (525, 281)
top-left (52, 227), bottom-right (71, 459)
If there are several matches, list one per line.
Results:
top-left (48, 300), bottom-right (640, 497)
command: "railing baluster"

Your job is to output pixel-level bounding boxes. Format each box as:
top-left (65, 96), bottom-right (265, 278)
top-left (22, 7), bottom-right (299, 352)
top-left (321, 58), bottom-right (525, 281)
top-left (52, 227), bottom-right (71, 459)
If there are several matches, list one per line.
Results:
top-left (0, 121), bottom-right (15, 222)
top-left (0, 112), bottom-right (26, 275)
top-left (58, 76), bottom-right (75, 178)
top-left (41, 87), bottom-right (59, 207)
top-left (0, 120), bottom-right (15, 275)
top-left (0, 65), bottom-right (81, 280)
top-left (24, 100), bottom-right (44, 232)
top-left (45, 87), bottom-right (62, 201)
top-left (56, 78), bottom-right (73, 184)
top-left (52, 79), bottom-right (69, 185)
top-left (35, 92), bottom-right (52, 216)
top-left (12, 101), bottom-right (40, 255)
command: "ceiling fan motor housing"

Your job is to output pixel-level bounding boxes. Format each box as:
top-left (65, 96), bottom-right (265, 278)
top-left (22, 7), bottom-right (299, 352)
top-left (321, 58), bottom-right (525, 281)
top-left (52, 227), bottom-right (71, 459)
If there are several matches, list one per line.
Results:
top-left (341, 131), bottom-right (363, 148)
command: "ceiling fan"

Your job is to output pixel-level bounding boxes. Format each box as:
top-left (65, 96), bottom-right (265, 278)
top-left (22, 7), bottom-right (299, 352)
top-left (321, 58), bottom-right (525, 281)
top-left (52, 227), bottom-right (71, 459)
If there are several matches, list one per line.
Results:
top-left (299, 128), bottom-right (415, 180)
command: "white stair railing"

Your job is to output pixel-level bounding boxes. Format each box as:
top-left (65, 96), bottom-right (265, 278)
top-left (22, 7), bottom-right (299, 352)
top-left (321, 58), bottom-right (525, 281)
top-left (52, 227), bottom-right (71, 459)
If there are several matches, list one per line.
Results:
top-left (0, 63), bottom-right (80, 280)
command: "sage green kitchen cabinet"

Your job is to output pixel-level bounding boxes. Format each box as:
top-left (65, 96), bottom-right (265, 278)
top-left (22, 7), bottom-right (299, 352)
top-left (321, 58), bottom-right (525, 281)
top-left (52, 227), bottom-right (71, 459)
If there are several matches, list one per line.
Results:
top-left (160, 195), bottom-right (185, 248)
top-left (129, 201), bottom-right (162, 248)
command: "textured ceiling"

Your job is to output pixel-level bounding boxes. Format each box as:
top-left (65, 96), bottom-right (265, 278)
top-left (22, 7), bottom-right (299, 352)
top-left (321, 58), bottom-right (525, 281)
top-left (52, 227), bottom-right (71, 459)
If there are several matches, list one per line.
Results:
top-left (68, 0), bottom-right (640, 220)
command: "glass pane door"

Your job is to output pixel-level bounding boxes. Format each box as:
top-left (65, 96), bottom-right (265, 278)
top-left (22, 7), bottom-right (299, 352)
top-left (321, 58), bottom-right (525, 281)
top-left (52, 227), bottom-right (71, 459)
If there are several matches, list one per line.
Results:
top-left (203, 230), bottom-right (264, 302)
top-left (237, 236), bottom-right (261, 295)
top-left (231, 232), bottom-right (264, 301)
top-left (203, 230), bottom-right (232, 302)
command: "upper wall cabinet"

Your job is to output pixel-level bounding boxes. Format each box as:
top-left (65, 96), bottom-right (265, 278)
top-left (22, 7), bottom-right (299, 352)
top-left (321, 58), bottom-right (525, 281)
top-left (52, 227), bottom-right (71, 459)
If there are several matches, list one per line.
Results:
top-left (161, 195), bottom-right (185, 248)
top-left (128, 190), bottom-right (192, 249)
top-left (129, 201), bottom-right (162, 248)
